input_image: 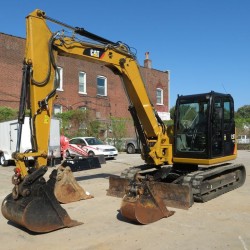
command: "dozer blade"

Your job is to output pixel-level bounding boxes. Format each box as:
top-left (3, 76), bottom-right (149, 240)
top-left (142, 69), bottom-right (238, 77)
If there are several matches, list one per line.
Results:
top-left (149, 182), bottom-right (193, 209)
top-left (52, 166), bottom-right (94, 204)
top-left (120, 181), bottom-right (174, 224)
top-left (1, 166), bottom-right (82, 233)
top-left (108, 175), bottom-right (193, 209)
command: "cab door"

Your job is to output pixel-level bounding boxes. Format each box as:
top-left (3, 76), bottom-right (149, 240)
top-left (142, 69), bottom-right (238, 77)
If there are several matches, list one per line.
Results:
top-left (211, 95), bottom-right (235, 157)
top-left (211, 97), bottom-right (223, 157)
top-left (222, 97), bottom-right (235, 155)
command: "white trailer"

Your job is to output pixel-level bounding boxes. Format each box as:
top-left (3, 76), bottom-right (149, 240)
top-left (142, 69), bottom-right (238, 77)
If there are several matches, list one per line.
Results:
top-left (0, 117), bottom-right (61, 166)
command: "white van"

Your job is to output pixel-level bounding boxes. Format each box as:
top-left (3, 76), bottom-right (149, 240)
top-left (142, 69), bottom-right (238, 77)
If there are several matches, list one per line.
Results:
top-left (0, 117), bottom-right (61, 166)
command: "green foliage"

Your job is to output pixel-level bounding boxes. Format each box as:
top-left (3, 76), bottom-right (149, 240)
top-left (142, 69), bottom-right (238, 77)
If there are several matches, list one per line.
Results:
top-left (55, 110), bottom-right (128, 151)
top-left (163, 119), bottom-right (174, 126)
top-left (55, 109), bottom-right (92, 137)
top-left (236, 105), bottom-right (250, 119)
top-left (0, 106), bottom-right (18, 122)
top-left (170, 106), bottom-right (175, 120)
top-left (109, 117), bottom-right (127, 151)
top-left (87, 120), bottom-right (101, 138)
top-left (235, 105), bottom-right (250, 137)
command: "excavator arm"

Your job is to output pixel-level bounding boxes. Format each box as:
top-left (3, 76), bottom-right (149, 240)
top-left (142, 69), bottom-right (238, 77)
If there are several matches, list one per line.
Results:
top-left (2, 9), bottom-right (174, 232)
top-left (15, 9), bottom-right (173, 178)
top-left (14, 10), bottom-right (58, 177)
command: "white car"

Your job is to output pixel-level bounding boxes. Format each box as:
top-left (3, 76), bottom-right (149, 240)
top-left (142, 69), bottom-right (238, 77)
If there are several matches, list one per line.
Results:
top-left (68, 137), bottom-right (118, 159)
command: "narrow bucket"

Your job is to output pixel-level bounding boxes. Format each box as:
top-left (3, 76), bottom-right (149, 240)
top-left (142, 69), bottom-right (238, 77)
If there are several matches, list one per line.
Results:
top-left (120, 181), bottom-right (174, 224)
top-left (107, 175), bottom-right (130, 198)
top-left (52, 166), bottom-right (93, 204)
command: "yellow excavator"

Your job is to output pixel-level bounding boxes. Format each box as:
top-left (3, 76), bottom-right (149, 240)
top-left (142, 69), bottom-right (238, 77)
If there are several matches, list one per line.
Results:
top-left (1, 9), bottom-right (246, 232)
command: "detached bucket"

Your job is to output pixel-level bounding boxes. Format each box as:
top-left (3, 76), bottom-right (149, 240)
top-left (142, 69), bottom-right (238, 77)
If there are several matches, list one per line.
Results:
top-left (107, 175), bottom-right (130, 198)
top-left (120, 181), bottom-right (174, 224)
top-left (53, 166), bottom-right (93, 204)
top-left (1, 167), bottom-right (82, 233)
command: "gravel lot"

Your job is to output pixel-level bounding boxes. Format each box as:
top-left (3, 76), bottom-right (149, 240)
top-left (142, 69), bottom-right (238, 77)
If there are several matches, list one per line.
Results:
top-left (0, 151), bottom-right (249, 250)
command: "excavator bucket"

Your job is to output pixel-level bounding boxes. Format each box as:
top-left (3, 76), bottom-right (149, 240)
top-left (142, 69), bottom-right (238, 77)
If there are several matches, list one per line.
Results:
top-left (107, 175), bottom-right (193, 209)
top-left (1, 167), bottom-right (82, 233)
top-left (120, 180), bottom-right (175, 224)
top-left (53, 166), bottom-right (94, 204)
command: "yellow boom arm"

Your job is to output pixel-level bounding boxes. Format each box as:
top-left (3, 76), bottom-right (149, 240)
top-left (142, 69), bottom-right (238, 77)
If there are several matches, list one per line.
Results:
top-left (15, 9), bottom-right (172, 177)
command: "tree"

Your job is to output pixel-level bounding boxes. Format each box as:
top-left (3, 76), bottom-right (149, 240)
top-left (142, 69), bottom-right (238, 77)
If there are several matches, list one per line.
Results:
top-left (235, 105), bottom-right (250, 138)
top-left (108, 117), bottom-right (127, 151)
top-left (170, 106), bottom-right (175, 120)
top-left (0, 106), bottom-right (18, 122)
top-left (55, 109), bottom-right (94, 138)
top-left (87, 120), bottom-right (101, 138)
top-left (236, 105), bottom-right (250, 119)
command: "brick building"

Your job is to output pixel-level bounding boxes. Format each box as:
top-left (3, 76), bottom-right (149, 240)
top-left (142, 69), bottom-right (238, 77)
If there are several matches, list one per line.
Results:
top-left (0, 32), bottom-right (170, 137)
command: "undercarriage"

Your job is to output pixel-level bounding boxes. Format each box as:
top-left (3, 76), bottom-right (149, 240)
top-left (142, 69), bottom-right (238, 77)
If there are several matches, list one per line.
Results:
top-left (107, 162), bottom-right (246, 223)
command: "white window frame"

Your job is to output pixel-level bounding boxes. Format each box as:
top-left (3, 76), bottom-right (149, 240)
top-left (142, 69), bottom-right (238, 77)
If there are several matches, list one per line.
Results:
top-left (53, 104), bottom-right (62, 114)
top-left (97, 75), bottom-right (107, 96)
top-left (79, 71), bottom-right (87, 94)
top-left (56, 66), bottom-right (63, 91)
top-left (156, 88), bottom-right (163, 105)
top-left (78, 106), bottom-right (87, 111)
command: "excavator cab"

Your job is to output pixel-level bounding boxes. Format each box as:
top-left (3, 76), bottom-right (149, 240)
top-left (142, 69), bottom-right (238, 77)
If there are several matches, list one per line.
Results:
top-left (114, 92), bottom-right (245, 224)
top-left (174, 92), bottom-right (236, 162)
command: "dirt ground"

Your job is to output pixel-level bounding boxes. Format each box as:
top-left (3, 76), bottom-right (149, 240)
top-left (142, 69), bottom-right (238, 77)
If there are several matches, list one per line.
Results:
top-left (0, 151), bottom-right (249, 250)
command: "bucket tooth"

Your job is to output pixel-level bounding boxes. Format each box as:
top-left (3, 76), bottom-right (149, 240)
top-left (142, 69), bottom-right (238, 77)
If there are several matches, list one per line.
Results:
top-left (52, 166), bottom-right (94, 204)
top-left (1, 167), bottom-right (82, 233)
top-left (120, 180), bottom-right (174, 224)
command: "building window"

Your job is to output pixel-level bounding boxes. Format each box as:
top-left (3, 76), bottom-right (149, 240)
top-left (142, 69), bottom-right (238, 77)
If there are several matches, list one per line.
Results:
top-left (97, 75), bottom-right (107, 96)
top-left (156, 88), bottom-right (163, 105)
top-left (53, 104), bottom-right (62, 114)
top-left (56, 67), bottom-right (63, 91)
top-left (79, 71), bottom-right (87, 94)
top-left (78, 106), bottom-right (87, 111)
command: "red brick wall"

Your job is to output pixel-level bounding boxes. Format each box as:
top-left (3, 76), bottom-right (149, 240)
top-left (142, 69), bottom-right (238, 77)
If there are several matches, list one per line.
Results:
top-left (0, 33), bottom-right (24, 109)
top-left (0, 33), bottom-right (169, 136)
top-left (55, 56), bottom-right (128, 120)
top-left (140, 67), bottom-right (169, 113)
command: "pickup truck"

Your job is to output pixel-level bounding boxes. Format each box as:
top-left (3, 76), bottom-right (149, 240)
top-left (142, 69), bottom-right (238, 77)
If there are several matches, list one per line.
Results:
top-left (124, 138), bottom-right (140, 154)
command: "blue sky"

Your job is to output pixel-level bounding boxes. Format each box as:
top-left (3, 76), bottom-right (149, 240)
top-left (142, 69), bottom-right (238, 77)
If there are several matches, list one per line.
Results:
top-left (0, 0), bottom-right (249, 110)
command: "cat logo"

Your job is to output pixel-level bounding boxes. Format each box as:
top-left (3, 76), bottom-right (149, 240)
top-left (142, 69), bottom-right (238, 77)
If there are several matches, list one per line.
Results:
top-left (90, 49), bottom-right (100, 58)
top-left (83, 48), bottom-right (105, 58)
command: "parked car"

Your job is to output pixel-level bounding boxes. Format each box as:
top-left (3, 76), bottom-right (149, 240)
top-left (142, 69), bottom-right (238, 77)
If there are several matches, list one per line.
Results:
top-left (68, 137), bottom-right (118, 159)
top-left (125, 138), bottom-right (140, 154)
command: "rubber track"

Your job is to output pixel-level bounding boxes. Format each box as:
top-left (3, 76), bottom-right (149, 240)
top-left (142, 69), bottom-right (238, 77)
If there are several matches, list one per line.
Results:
top-left (183, 163), bottom-right (246, 202)
top-left (120, 163), bottom-right (246, 204)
